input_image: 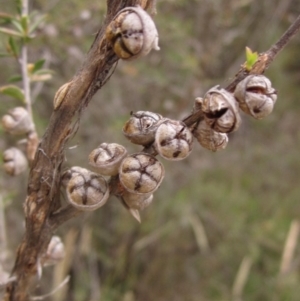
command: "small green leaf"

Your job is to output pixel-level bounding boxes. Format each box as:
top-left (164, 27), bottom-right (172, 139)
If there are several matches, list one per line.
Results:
top-left (245, 46), bottom-right (258, 71)
top-left (8, 36), bottom-right (19, 56)
top-left (8, 75), bottom-right (23, 83)
top-left (34, 69), bottom-right (53, 75)
top-left (20, 15), bottom-right (29, 34)
top-left (16, 0), bottom-right (22, 15)
top-left (11, 19), bottom-right (24, 34)
top-left (0, 27), bottom-right (22, 37)
top-left (32, 59), bottom-right (45, 73)
top-left (29, 14), bottom-right (47, 35)
top-left (0, 85), bottom-right (24, 101)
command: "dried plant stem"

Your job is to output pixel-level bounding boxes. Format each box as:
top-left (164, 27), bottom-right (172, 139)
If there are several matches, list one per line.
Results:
top-left (279, 220), bottom-right (300, 275)
top-left (266, 14), bottom-right (300, 65)
top-left (188, 211), bottom-right (210, 254)
top-left (232, 256), bottom-right (253, 301)
top-left (4, 1), bottom-right (155, 300)
top-left (31, 275), bottom-right (70, 301)
top-left (0, 194), bottom-right (7, 266)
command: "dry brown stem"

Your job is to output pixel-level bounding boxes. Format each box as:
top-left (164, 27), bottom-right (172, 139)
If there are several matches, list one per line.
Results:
top-left (3, 1), bottom-right (154, 300)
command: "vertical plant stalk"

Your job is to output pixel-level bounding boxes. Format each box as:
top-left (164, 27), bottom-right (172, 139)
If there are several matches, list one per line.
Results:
top-left (20, 0), bottom-right (31, 118)
top-left (0, 194), bottom-right (7, 266)
top-left (3, 1), bottom-right (154, 301)
top-left (19, 0), bottom-right (39, 163)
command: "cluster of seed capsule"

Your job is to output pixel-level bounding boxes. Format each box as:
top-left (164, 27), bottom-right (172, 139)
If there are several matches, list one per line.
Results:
top-left (193, 76), bottom-right (277, 151)
top-left (55, 5), bottom-right (278, 220)
top-left (1, 5), bottom-right (278, 222)
top-left (2, 107), bottom-right (34, 176)
top-left (61, 73), bottom-right (277, 221)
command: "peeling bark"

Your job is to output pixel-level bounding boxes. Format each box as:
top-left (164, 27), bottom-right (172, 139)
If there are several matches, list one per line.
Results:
top-left (3, 1), bottom-right (154, 300)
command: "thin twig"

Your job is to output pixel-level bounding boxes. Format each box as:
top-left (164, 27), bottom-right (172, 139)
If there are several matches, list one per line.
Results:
top-left (0, 194), bottom-right (7, 266)
top-left (50, 204), bottom-right (83, 230)
top-left (183, 14), bottom-right (300, 127)
top-left (0, 277), bottom-right (17, 290)
top-left (266, 14), bottom-right (300, 62)
top-left (30, 275), bottom-right (70, 300)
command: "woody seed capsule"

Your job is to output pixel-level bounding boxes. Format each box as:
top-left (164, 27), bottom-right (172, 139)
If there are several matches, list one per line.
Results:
top-left (119, 153), bottom-right (164, 194)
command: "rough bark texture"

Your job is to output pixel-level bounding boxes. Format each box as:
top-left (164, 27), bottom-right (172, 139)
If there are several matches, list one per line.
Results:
top-left (3, 1), bottom-right (153, 300)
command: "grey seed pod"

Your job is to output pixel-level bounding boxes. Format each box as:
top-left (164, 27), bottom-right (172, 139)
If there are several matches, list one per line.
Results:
top-left (2, 107), bottom-right (34, 135)
top-left (122, 191), bottom-right (153, 210)
top-left (123, 111), bottom-right (164, 145)
top-left (119, 153), bottom-right (164, 195)
top-left (193, 120), bottom-right (228, 152)
top-left (66, 168), bottom-right (109, 211)
top-left (106, 5), bottom-right (159, 60)
top-left (154, 119), bottom-right (193, 161)
top-left (3, 147), bottom-right (28, 176)
top-left (199, 86), bottom-right (241, 133)
top-left (88, 143), bottom-right (127, 176)
top-left (43, 236), bottom-right (65, 266)
top-left (234, 75), bottom-right (277, 119)
top-left (61, 166), bottom-right (89, 187)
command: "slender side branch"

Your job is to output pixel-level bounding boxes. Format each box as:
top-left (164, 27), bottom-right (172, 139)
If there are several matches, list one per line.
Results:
top-left (183, 14), bottom-right (300, 127)
top-left (266, 15), bottom-right (300, 63)
top-left (50, 205), bottom-right (82, 230)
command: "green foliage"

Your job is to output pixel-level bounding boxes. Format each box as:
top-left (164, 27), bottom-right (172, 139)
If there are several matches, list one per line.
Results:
top-left (0, 85), bottom-right (24, 101)
top-left (245, 46), bottom-right (259, 71)
top-left (0, 3), bottom-right (51, 103)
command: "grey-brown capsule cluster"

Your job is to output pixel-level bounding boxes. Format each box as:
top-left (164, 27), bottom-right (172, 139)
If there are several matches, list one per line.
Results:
top-left (123, 111), bottom-right (194, 161)
top-left (2, 107), bottom-right (34, 135)
top-left (62, 142), bottom-right (165, 221)
top-left (1, 106), bottom-right (33, 176)
top-left (60, 75), bottom-right (276, 222)
top-left (193, 75), bottom-right (277, 152)
top-left (3, 147), bottom-right (28, 176)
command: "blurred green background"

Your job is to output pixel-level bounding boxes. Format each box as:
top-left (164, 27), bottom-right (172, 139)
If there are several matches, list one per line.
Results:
top-left (1, 0), bottom-right (300, 300)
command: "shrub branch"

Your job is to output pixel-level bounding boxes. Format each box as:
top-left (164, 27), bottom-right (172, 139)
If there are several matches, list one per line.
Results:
top-left (3, 3), bottom-right (299, 301)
